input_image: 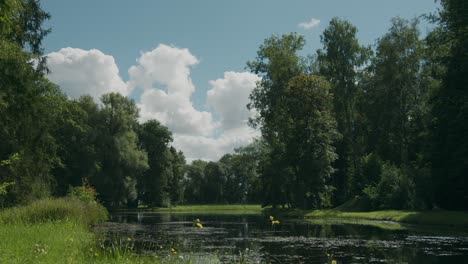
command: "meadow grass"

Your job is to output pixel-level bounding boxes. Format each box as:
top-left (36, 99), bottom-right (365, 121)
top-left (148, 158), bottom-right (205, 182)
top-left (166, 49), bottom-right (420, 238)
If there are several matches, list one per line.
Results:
top-left (0, 198), bottom-right (154, 264)
top-left (0, 197), bottom-right (108, 226)
top-left (151, 204), bottom-right (263, 215)
top-left (304, 210), bottom-right (468, 228)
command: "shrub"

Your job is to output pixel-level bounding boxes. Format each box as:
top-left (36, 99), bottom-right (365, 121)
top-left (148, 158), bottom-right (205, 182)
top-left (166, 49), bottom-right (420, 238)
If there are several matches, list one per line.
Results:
top-left (375, 164), bottom-right (416, 209)
top-left (68, 177), bottom-right (98, 203)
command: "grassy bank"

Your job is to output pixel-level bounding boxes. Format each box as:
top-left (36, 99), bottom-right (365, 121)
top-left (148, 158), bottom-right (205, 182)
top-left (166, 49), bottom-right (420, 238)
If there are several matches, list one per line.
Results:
top-left (0, 198), bottom-right (159, 264)
top-left (305, 210), bottom-right (468, 228)
top-left (151, 204), bottom-right (263, 214)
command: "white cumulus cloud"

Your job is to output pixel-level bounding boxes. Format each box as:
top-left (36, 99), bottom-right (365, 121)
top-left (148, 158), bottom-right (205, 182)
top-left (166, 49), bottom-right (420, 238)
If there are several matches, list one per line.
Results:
top-left (132, 44), bottom-right (216, 137)
top-left (298, 18), bottom-right (320, 29)
top-left (207, 71), bottom-right (260, 130)
top-left (46, 45), bottom-right (260, 161)
top-left (47, 48), bottom-right (129, 100)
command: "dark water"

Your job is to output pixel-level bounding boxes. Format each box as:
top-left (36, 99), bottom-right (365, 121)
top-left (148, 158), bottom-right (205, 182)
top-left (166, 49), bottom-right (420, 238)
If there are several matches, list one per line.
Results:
top-left (95, 212), bottom-right (468, 263)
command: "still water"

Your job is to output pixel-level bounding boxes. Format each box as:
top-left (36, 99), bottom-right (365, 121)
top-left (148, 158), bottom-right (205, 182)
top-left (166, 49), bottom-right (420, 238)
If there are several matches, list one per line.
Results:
top-left (95, 212), bottom-right (468, 263)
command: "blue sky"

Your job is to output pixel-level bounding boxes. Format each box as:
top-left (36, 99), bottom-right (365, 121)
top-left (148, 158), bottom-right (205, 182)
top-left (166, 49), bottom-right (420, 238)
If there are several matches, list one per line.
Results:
top-left (41, 0), bottom-right (439, 161)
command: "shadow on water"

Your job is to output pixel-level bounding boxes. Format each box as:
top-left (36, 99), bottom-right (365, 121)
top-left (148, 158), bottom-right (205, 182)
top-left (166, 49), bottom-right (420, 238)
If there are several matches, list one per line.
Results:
top-left (93, 211), bottom-right (468, 263)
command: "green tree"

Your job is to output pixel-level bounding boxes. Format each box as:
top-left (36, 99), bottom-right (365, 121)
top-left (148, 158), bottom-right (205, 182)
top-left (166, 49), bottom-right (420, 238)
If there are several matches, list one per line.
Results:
top-left (363, 18), bottom-right (424, 165)
top-left (247, 33), bottom-right (306, 207)
top-left (316, 18), bottom-right (370, 202)
top-left (430, 0), bottom-right (468, 209)
top-left (283, 75), bottom-right (340, 208)
top-left (52, 97), bottom-right (100, 195)
top-left (92, 93), bottom-right (148, 207)
top-left (137, 120), bottom-right (173, 207)
top-left (168, 147), bottom-right (186, 204)
top-left (183, 160), bottom-right (208, 204)
top-left (0, 0), bottom-right (59, 204)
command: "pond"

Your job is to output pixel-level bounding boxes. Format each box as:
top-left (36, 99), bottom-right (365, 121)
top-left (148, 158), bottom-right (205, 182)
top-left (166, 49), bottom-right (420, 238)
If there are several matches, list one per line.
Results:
top-left (94, 211), bottom-right (468, 263)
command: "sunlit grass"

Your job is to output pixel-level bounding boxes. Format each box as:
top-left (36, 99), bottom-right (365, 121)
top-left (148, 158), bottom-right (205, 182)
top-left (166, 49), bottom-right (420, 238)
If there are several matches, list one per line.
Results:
top-left (305, 210), bottom-right (468, 227)
top-left (152, 204), bottom-right (263, 215)
top-left (0, 197), bottom-right (108, 226)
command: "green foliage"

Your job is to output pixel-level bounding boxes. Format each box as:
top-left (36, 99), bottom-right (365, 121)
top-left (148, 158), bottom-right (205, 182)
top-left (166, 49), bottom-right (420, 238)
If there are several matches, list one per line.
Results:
top-left (317, 18), bottom-right (371, 203)
top-left (375, 164), bottom-right (415, 210)
top-left (68, 178), bottom-right (98, 203)
top-left (91, 93), bottom-right (149, 207)
top-left (137, 120), bottom-right (174, 207)
top-left (0, 197), bottom-right (107, 226)
top-left (429, 0), bottom-right (468, 210)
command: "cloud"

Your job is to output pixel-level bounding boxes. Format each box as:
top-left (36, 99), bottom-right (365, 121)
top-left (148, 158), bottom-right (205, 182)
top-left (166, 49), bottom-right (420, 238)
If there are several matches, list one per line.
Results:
top-left (47, 45), bottom-right (260, 161)
top-left (207, 71), bottom-right (260, 130)
top-left (173, 126), bottom-right (260, 162)
top-left (132, 44), bottom-right (216, 137)
top-left (47, 48), bottom-right (129, 100)
top-left (298, 18), bottom-right (320, 29)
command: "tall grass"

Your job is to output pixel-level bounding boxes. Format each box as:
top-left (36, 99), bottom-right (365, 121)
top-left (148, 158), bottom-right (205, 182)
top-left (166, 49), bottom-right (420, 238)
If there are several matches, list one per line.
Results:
top-left (0, 198), bottom-right (108, 263)
top-left (0, 197), bottom-right (108, 226)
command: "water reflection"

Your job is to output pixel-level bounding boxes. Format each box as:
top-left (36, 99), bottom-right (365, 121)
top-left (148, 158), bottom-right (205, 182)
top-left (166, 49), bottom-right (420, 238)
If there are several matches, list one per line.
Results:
top-left (95, 212), bottom-right (468, 263)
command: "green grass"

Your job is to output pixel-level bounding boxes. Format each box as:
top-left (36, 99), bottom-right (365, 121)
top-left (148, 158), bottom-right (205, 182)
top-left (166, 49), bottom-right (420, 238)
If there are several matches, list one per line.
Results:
top-left (0, 197), bottom-right (108, 226)
top-left (151, 204), bottom-right (263, 214)
top-left (304, 210), bottom-right (468, 227)
top-left (0, 198), bottom-right (156, 264)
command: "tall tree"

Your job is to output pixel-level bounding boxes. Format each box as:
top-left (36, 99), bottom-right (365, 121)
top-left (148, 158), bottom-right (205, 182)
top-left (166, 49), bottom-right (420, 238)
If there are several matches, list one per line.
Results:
top-left (168, 147), bottom-right (186, 204)
top-left (430, 0), bottom-right (468, 209)
top-left (283, 75), bottom-right (339, 208)
top-left (0, 0), bottom-right (57, 204)
top-left (364, 18), bottom-right (424, 165)
top-left (92, 93), bottom-right (148, 207)
top-left (247, 33), bottom-right (306, 207)
top-left (316, 18), bottom-right (370, 202)
top-left (137, 120), bottom-right (173, 207)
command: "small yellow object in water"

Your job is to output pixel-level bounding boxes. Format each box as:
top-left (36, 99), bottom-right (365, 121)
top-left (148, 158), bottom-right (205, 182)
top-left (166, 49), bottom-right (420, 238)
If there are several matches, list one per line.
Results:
top-left (196, 222), bottom-right (203, 228)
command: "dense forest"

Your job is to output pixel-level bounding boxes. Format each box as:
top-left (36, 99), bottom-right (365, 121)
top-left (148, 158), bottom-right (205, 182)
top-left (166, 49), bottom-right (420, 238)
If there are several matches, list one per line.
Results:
top-left (0, 0), bottom-right (466, 211)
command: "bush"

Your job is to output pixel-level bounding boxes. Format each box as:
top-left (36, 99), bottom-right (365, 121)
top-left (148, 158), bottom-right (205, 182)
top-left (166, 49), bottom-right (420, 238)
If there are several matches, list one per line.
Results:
top-left (375, 164), bottom-right (416, 210)
top-left (68, 177), bottom-right (98, 203)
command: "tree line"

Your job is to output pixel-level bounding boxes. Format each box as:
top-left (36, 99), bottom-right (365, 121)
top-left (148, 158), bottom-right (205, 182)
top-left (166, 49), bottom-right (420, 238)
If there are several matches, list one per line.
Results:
top-left (244, 0), bottom-right (467, 210)
top-left (1, 0), bottom-right (466, 210)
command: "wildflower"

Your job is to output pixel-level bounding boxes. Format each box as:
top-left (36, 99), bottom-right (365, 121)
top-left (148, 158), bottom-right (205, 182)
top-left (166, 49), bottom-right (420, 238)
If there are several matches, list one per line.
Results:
top-left (272, 220), bottom-right (280, 225)
top-left (269, 216), bottom-right (274, 221)
top-left (127, 237), bottom-right (132, 241)
top-left (171, 248), bottom-right (177, 255)
top-left (331, 260), bottom-right (337, 264)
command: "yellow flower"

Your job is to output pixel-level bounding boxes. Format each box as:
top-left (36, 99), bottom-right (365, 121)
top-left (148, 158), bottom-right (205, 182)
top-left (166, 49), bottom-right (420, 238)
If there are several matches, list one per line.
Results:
top-left (269, 216), bottom-right (274, 221)
top-left (272, 220), bottom-right (280, 225)
top-left (127, 237), bottom-right (132, 241)
top-left (196, 218), bottom-right (200, 222)
top-left (171, 248), bottom-right (177, 255)
top-left (196, 222), bottom-right (203, 229)
top-left (331, 260), bottom-right (337, 264)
